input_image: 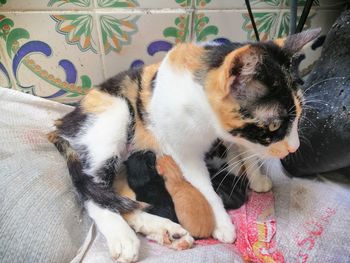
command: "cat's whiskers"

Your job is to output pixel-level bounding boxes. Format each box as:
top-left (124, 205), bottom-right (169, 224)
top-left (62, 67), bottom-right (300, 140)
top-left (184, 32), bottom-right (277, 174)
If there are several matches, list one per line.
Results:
top-left (215, 153), bottom-right (258, 192)
top-left (245, 159), bottom-right (266, 193)
top-left (219, 142), bottom-right (234, 160)
top-left (210, 149), bottom-right (253, 181)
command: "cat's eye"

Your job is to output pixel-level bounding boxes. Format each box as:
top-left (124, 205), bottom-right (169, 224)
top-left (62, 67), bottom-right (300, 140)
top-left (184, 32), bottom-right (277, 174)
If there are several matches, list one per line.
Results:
top-left (268, 120), bottom-right (281, 132)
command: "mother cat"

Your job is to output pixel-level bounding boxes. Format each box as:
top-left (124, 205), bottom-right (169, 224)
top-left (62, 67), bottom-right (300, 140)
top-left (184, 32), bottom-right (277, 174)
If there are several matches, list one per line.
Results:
top-left (49, 28), bottom-right (320, 262)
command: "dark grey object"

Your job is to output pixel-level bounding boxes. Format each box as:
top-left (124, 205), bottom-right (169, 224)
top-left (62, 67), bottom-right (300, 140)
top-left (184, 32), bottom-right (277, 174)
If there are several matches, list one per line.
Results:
top-left (282, 10), bottom-right (350, 176)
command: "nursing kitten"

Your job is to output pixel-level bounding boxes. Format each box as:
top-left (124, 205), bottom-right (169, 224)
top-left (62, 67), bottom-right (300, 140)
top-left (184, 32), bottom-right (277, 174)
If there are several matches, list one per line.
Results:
top-left (156, 155), bottom-right (215, 238)
top-left (48, 28), bottom-right (320, 262)
top-left (124, 143), bottom-right (248, 227)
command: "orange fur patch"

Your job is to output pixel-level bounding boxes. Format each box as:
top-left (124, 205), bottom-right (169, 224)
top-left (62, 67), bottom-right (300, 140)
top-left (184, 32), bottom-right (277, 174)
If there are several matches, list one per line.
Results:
top-left (47, 130), bottom-right (59, 144)
top-left (54, 119), bottom-right (63, 127)
top-left (81, 89), bottom-right (115, 114)
top-left (205, 68), bottom-right (246, 131)
top-left (157, 155), bottom-right (215, 238)
top-left (268, 140), bottom-right (289, 158)
top-left (273, 38), bottom-right (286, 47)
top-left (133, 64), bottom-right (161, 152)
top-left (294, 95), bottom-right (302, 118)
top-left (204, 45), bottom-right (260, 132)
top-left (113, 168), bottom-right (136, 200)
top-left (168, 43), bottom-right (205, 73)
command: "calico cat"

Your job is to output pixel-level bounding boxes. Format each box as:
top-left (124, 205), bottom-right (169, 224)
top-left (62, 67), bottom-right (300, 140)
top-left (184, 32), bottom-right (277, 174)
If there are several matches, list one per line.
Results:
top-left (48, 28), bottom-right (320, 262)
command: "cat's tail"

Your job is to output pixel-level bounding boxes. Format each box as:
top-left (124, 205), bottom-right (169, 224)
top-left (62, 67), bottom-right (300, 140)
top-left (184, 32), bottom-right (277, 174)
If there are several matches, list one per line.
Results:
top-left (47, 130), bottom-right (140, 214)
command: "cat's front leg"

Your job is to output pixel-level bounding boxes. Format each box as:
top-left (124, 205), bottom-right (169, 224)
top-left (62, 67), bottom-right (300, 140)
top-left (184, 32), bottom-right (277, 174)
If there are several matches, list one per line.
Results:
top-left (178, 158), bottom-right (236, 243)
top-left (241, 153), bottom-right (272, 192)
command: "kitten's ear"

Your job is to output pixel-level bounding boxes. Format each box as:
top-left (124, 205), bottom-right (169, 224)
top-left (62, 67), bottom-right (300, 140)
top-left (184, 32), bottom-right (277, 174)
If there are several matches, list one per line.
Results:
top-left (274, 28), bottom-right (322, 53)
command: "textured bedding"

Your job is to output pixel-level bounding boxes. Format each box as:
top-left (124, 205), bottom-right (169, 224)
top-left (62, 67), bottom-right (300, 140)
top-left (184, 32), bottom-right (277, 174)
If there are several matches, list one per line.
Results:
top-left (1, 88), bottom-right (349, 263)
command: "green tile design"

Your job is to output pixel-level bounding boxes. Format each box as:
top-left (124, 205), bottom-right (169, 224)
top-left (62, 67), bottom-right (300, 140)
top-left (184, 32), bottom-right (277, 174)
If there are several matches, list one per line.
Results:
top-left (0, 0), bottom-right (7, 7)
top-left (51, 14), bottom-right (97, 53)
top-left (196, 0), bottom-right (211, 8)
top-left (100, 15), bottom-right (139, 53)
top-left (175, 0), bottom-right (191, 7)
top-left (284, 0), bottom-right (319, 6)
top-left (194, 13), bottom-right (218, 42)
top-left (251, 0), bottom-right (280, 7)
top-left (97, 0), bottom-right (139, 8)
top-left (242, 12), bottom-right (278, 41)
top-left (163, 14), bottom-right (190, 43)
top-left (277, 12), bottom-right (315, 37)
top-left (48, 0), bottom-right (92, 7)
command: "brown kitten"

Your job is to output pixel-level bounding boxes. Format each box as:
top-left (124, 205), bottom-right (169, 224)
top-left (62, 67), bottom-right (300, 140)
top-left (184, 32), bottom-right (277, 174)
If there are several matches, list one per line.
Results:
top-left (156, 155), bottom-right (215, 238)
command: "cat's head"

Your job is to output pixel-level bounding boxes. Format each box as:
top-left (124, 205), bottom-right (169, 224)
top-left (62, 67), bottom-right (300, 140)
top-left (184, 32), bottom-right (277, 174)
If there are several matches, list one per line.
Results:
top-left (206, 28), bottom-right (321, 159)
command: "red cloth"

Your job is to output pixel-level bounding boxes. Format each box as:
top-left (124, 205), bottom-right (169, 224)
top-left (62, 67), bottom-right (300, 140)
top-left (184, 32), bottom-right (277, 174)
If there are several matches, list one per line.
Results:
top-left (196, 192), bottom-right (285, 263)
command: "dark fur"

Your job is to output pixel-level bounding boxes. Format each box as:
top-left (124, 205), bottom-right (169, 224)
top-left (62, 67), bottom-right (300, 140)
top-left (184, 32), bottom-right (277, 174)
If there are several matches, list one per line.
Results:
top-left (52, 134), bottom-right (139, 215)
top-left (125, 151), bottom-right (178, 222)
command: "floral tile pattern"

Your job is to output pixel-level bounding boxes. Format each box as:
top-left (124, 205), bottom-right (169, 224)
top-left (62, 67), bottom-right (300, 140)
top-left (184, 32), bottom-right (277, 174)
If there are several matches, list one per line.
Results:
top-left (0, 0), bottom-right (346, 103)
top-left (102, 11), bottom-right (191, 79)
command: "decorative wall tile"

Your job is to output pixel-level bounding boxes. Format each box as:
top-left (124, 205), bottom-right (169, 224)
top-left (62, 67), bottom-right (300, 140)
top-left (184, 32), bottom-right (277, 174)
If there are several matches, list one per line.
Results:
top-left (0, 13), bottom-right (103, 103)
top-left (100, 11), bottom-right (191, 79)
top-left (0, 0), bottom-right (93, 10)
top-left (192, 10), bottom-right (279, 43)
top-left (282, 0), bottom-right (347, 9)
top-left (195, 0), bottom-right (282, 10)
top-left (0, 41), bottom-right (13, 89)
top-left (0, 0), bottom-right (346, 103)
top-left (94, 0), bottom-right (193, 9)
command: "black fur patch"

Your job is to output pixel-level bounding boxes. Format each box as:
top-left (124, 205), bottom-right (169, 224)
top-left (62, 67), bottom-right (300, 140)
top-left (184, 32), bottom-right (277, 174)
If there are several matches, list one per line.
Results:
top-left (100, 67), bottom-right (143, 96)
top-left (125, 151), bottom-right (178, 222)
top-left (57, 106), bottom-right (87, 138)
top-left (125, 146), bottom-right (248, 223)
top-left (203, 42), bottom-right (244, 69)
top-left (206, 139), bottom-right (228, 160)
top-left (209, 166), bottom-right (248, 210)
top-left (53, 137), bottom-right (139, 213)
top-left (124, 98), bottom-right (135, 144)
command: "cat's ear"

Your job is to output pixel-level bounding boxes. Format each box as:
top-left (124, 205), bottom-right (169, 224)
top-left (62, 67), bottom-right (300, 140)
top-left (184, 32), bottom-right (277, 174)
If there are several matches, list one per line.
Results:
top-left (274, 28), bottom-right (322, 53)
top-left (222, 45), bottom-right (263, 100)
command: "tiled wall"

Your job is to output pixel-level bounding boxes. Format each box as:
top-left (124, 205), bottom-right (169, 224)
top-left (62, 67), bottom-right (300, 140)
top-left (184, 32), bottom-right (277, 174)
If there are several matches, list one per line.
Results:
top-left (0, 0), bottom-right (347, 104)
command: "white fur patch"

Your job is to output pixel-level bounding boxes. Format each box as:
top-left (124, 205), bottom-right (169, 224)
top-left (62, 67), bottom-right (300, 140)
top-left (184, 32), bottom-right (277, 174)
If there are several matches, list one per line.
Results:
top-left (149, 54), bottom-right (236, 244)
top-left (86, 201), bottom-right (140, 262)
top-left (77, 96), bottom-right (130, 175)
top-left (287, 118), bottom-right (300, 152)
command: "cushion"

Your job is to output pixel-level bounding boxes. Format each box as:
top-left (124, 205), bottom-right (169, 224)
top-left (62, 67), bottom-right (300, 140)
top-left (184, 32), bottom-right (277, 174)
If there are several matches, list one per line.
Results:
top-left (0, 88), bottom-right (91, 263)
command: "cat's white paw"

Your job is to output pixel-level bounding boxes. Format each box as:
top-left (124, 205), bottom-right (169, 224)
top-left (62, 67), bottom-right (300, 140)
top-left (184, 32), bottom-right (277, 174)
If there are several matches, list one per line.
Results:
top-left (249, 175), bottom-right (273, 192)
top-left (106, 226), bottom-right (140, 263)
top-left (212, 215), bottom-right (236, 243)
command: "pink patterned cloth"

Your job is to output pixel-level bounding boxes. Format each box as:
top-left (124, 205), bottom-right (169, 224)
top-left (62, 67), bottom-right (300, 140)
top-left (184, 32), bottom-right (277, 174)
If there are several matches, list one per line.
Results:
top-left (196, 191), bottom-right (285, 263)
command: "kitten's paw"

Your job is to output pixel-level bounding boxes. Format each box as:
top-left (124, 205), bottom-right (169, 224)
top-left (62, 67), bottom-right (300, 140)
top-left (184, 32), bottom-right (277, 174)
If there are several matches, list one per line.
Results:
top-left (107, 227), bottom-right (140, 263)
top-left (212, 216), bottom-right (236, 243)
top-left (147, 218), bottom-right (194, 250)
top-left (126, 211), bottom-right (194, 251)
top-left (249, 175), bottom-right (273, 192)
